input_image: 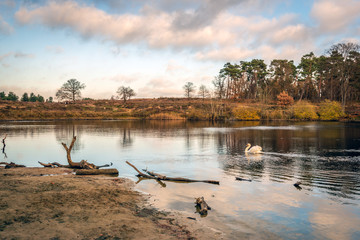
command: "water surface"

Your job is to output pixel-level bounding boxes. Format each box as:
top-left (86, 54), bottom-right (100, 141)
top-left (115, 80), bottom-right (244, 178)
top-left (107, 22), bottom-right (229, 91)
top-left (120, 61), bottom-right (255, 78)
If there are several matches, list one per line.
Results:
top-left (1, 120), bottom-right (360, 239)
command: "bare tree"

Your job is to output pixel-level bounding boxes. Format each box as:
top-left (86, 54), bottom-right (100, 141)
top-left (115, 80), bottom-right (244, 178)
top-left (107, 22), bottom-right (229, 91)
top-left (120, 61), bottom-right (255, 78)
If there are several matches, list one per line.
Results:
top-left (183, 82), bottom-right (196, 99)
top-left (117, 86), bottom-right (136, 103)
top-left (212, 75), bottom-right (226, 99)
top-left (56, 79), bottom-right (86, 102)
top-left (198, 84), bottom-right (210, 100)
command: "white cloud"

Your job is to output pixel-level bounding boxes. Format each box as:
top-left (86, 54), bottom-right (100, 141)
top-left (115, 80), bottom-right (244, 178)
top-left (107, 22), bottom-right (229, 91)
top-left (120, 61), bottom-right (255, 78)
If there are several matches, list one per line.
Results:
top-left (14, 52), bottom-right (34, 58)
top-left (12, 0), bottom-right (358, 65)
top-left (311, 0), bottom-right (360, 33)
top-left (46, 45), bottom-right (64, 54)
top-left (0, 16), bottom-right (13, 34)
top-left (138, 77), bottom-right (182, 98)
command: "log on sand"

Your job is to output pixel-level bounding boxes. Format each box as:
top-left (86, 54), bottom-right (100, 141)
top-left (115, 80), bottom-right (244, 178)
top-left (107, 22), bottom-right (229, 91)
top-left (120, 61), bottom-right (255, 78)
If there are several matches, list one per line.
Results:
top-left (0, 162), bottom-right (26, 169)
top-left (75, 168), bottom-right (119, 176)
top-left (126, 161), bottom-right (219, 185)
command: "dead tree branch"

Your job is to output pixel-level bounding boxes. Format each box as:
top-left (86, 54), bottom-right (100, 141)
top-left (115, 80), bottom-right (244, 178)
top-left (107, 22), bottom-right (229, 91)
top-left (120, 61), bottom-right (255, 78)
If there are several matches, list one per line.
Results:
top-left (126, 161), bottom-right (219, 185)
top-left (0, 162), bottom-right (25, 169)
top-left (39, 136), bottom-right (113, 173)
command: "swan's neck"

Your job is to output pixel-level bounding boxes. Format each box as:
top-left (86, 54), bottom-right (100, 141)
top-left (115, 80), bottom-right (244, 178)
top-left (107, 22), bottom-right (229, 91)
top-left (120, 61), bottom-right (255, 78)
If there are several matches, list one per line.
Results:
top-left (245, 145), bottom-right (251, 152)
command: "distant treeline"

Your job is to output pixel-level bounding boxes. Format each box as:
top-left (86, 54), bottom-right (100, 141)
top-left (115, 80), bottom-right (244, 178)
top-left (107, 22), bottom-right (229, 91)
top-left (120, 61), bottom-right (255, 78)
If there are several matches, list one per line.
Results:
top-left (212, 42), bottom-right (360, 107)
top-left (0, 91), bottom-right (52, 102)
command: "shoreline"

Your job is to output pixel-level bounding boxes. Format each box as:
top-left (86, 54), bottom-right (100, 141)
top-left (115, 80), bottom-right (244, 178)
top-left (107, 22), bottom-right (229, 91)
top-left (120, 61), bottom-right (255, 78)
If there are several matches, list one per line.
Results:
top-left (0, 167), bottom-right (221, 240)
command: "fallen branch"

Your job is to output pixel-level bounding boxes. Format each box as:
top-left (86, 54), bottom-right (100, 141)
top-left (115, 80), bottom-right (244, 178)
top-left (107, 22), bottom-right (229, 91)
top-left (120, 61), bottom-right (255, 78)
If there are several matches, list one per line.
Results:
top-left (126, 161), bottom-right (219, 185)
top-left (39, 136), bottom-right (112, 171)
top-left (75, 168), bottom-right (119, 176)
top-left (0, 162), bottom-right (26, 169)
top-left (235, 177), bottom-right (252, 182)
top-left (38, 161), bottom-right (71, 168)
top-left (195, 197), bottom-right (211, 216)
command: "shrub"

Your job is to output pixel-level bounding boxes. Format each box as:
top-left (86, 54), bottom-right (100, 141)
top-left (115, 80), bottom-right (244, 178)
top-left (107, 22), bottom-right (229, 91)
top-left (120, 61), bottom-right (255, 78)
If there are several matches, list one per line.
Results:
top-left (232, 106), bottom-right (260, 120)
top-left (318, 100), bottom-right (344, 120)
top-left (292, 101), bottom-right (318, 120)
top-left (277, 91), bottom-right (294, 107)
top-left (187, 108), bottom-right (208, 120)
top-left (148, 112), bottom-right (185, 120)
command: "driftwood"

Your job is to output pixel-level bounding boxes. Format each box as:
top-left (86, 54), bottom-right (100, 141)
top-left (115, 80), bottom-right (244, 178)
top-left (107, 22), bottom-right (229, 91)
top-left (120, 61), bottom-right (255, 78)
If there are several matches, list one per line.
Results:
top-left (195, 197), bottom-right (211, 216)
top-left (235, 177), bottom-right (252, 182)
top-left (38, 161), bottom-right (71, 168)
top-left (2, 134), bottom-right (6, 148)
top-left (294, 181), bottom-right (302, 190)
top-left (39, 136), bottom-right (112, 171)
top-left (0, 162), bottom-right (26, 169)
top-left (75, 168), bottom-right (119, 176)
top-left (2, 134), bottom-right (7, 158)
top-left (126, 161), bottom-right (219, 185)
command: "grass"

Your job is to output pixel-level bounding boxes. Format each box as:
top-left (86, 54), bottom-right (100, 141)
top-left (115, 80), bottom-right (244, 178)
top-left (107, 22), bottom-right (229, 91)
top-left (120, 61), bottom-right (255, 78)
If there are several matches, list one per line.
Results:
top-left (0, 98), bottom-right (357, 121)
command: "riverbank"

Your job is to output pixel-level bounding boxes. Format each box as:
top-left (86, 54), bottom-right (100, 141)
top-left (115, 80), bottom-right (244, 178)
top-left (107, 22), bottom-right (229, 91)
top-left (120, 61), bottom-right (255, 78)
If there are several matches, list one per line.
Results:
top-left (0, 167), bottom-right (221, 240)
top-left (0, 98), bottom-right (359, 121)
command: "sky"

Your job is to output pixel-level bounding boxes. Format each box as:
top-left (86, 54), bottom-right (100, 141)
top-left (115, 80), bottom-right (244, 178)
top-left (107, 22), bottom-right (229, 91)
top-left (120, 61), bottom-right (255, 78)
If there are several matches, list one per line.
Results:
top-left (0, 0), bottom-right (360, 100)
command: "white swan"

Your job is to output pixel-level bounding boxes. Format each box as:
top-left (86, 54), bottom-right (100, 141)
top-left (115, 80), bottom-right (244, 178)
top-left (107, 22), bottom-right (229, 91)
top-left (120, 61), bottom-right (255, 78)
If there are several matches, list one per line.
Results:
top-left (245, 143), bottom-right (262, 154)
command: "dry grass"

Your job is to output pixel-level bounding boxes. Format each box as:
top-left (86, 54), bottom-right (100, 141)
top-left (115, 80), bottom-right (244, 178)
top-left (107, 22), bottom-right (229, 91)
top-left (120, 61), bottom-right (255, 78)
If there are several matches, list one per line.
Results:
top-left (0, 98), bottom-right (357, 121)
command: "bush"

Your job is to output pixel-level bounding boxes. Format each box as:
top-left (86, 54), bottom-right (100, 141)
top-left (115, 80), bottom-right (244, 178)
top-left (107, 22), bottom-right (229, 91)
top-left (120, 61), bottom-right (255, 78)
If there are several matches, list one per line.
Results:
top-left (292, 101), bottom-right (318, 120)
top-left (318, 100), bottom-right (344, 120)
top-left (277, 91), bottom-right (294, 107)
top-left (187, 108), bottom-right (208, 120)
top-left (148, 112), bottom-right (184, 120)
top-left (232, 106), bottom-right (260, 120)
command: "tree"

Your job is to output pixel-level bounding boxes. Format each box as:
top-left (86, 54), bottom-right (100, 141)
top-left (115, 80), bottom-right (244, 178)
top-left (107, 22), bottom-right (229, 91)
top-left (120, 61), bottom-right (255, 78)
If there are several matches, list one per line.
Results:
top-left (0, 92), bottom-right (6, 100)
top-left (327, 42), bottom-right (360, 108)
top-left (48, 96), bottom-right (53, 102)
top-left (7, 92), bottom-right (19, 101)
top-left (21, 93), bottom-right (29, 102)
top-left (56, 79), bottom-right (86, 102)
top-left (198, 85), bottom-right (210, 100)
top-left (297, 52), bottom-right (318, 101)
top-left (117, 86), bottom-right (135, 103)
top-left (183, 82), bottom-right (195, 99)
top-left (212, 75), bottom-right (226, 99)
top-left (268, 59), bottom-right (297, 100)
top-left (37, 94), bottom-right (44, 102)
top-left (29, 93), bottom-right (37, 102)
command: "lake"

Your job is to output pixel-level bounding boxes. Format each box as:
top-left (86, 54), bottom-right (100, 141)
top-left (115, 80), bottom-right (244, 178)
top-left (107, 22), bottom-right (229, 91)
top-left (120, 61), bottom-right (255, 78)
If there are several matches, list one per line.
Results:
top-left (1, 120), bottom-right (360, 239)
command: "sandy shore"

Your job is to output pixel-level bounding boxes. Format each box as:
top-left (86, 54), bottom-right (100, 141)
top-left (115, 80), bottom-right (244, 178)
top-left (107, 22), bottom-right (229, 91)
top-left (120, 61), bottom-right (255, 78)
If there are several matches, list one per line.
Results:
top-left (0, 167), bottom-right (220, 240)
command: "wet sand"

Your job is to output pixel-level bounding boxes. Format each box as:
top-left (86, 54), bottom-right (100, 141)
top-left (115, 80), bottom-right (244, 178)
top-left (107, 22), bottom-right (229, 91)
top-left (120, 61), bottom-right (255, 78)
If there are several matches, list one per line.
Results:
top-left (0, 167), bottom-right (222, 240)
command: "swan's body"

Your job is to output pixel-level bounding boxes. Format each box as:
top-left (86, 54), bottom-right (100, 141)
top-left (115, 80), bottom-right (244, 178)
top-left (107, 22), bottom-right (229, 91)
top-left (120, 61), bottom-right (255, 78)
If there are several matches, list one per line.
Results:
top-left (245, 143), bottom-right (262, 153)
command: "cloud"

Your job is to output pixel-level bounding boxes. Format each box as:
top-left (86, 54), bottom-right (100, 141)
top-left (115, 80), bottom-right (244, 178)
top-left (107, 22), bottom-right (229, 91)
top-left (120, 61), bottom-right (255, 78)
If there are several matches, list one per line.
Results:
top-left (138, 77), bottom-right (182, 98)
top-left (171, 0), bottom-right (242, 30)
top-left (0, 52), bottom-right (13, 62)
top-left (311, 0), bottom-right (360, 33)
top-left (14, 52), bottom-right (34, 58)
top-left (13, 0), bottom-right (355, 64)
top-left (0, 0), bottom-right (16, 8)
top-left (46, 45), bottom-right (64, 54)
top-left (0, 16), bottom-right (13, 35)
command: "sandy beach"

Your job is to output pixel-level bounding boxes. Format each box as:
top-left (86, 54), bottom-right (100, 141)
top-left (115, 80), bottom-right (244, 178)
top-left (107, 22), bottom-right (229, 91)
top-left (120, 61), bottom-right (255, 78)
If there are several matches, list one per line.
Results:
top-left (0, 167), bottom-right (220, 240)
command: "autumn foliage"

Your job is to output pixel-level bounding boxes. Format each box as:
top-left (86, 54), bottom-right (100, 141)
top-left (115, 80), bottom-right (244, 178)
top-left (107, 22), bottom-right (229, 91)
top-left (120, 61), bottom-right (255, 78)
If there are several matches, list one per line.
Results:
top-left (277, 91), bottom-right (294, 107)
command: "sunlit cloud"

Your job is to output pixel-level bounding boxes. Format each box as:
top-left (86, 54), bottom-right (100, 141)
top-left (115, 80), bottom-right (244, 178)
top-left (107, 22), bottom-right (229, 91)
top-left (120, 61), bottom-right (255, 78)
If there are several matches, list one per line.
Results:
top-left (46, 45), bottom-right (64, 54)
top-left (13, 0), bottom-right (322, 62)
top-left (311, 0), bottom-right (360, 33)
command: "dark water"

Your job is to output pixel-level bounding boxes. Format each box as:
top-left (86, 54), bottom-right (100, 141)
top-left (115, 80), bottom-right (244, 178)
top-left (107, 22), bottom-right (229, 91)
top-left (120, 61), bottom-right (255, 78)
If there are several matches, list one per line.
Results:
top-left (1, 120), bottom-right (360, 239)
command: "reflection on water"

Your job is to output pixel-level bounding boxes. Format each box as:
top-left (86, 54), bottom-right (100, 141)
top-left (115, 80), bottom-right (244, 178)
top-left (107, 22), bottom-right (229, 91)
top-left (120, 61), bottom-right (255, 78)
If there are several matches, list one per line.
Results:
top-left (0, 120), bottom-right (360, 239)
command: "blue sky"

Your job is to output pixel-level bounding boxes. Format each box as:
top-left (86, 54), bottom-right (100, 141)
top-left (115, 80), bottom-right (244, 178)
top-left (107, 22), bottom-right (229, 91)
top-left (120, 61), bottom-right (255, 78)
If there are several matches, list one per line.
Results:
top-left (0, 0), bottom-right (360, 99)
